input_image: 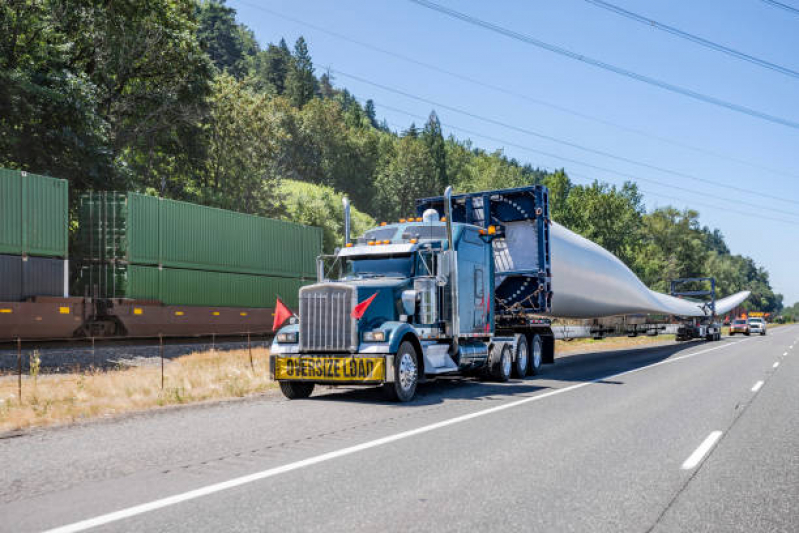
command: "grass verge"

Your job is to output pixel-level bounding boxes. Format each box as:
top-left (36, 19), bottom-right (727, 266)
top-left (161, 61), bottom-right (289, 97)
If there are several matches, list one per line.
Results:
top-left (0, 347), bottom-right (274, 433)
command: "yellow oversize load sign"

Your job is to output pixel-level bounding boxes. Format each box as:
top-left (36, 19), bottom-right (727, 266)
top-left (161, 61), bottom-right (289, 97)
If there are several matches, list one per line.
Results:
top-left (275, 356), bottom-right (385, 382)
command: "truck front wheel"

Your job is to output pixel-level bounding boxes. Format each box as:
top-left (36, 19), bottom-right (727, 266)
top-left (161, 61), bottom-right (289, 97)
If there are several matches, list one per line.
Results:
top-left (383, 341), bottom-right (419, 402)
top-left (279, 381), bottom-right (315, 399)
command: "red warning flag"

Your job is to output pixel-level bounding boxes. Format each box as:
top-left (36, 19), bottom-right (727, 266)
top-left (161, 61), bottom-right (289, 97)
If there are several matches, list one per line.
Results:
top-left (351, 292), bottom-right (378, 319)
top-left (272, 297), bottom-right (293, 331)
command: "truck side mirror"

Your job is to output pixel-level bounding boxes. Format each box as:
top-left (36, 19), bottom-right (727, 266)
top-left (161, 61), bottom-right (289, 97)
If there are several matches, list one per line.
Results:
top-left (401, 290), bottom-right (418, 317)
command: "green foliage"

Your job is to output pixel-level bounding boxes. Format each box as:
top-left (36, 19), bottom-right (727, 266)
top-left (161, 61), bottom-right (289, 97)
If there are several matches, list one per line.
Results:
top-left (285, 37), bottom-right (318, 108)
top-left (278, 180), bottom-right (375, 253)
top-left (200, 74), bottom-right (287, 215)
top-left (0, 2), bottom-right (782, 312)
top-left (250, 39), bottom-right (292, 95)
top-left (779, 302), bottom-right (799, 321)
top-left (564, 181), bottom-right (644, 266)
top-left (196, 0), bottom-right (256, 78)
top-left (375, 135), bottom-right (437, 220)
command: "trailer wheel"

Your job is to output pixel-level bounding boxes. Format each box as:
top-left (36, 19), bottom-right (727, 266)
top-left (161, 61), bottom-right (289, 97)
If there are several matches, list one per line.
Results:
top-left (279, 381), bottom-right (315, 399)
top-left (383, 341), bottom-right (419, 402)
top-left (488, 343), bottom-right (512, 382)
top-left (528, 334), bottom-right (543, 376)
top-left (512, 334), bottom-right (529, 378)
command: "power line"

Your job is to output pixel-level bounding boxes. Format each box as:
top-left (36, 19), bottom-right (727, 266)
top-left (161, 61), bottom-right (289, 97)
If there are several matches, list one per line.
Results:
top-left (760, 0), bottom-right (799, 16)
top-left (407, 0), bottom-right (799, 130)
top-left (230, 0), bottom-right (799, 181)
top-left (376, 101), bottom-right (799, 219)
top-left (328, 66), bottom-right (799, 207)
top-left (584, 0), bottom-right (799, 80)
top-left (387, 117), bottom-right (799, 227)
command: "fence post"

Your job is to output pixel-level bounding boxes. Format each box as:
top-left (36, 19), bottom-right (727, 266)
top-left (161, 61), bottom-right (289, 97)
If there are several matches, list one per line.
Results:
top-left (160, 333), bottom-right (164, 390)
top-left (211, 333), bottom-right (216, 354)
top-left (91, 336), bottom-right (96, 368)
top-left (17, 337), bottom-right (22, 402)
top-left (248, 332), bottom-right (254, 372)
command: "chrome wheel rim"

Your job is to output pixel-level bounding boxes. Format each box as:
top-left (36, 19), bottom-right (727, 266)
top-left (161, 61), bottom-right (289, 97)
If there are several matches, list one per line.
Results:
top-left (502, 347), bottom-right (512, 377)
top-left (398, 352), bottom-right (417, 391)
top-left (518, 342), bottom-right (528, 373)
top-left (533, 338), bottom-right (542, 368)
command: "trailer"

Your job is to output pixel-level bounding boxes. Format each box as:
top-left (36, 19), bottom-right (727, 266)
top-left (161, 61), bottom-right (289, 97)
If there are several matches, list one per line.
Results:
top-left (670, 277), bottom-right (722, 342)
top-left (270, 185), bottom-right (751, 401)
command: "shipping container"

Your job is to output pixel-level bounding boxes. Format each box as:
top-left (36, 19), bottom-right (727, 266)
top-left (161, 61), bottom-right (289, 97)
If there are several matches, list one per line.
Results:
top-left (74, 263), bottom-right (307, 309)
top-left (0, 254), bottom-right (67, 301)
top-left (0, 168), bottom-right (69, 258)
top-left (75, 192), bottom-right (322, 278)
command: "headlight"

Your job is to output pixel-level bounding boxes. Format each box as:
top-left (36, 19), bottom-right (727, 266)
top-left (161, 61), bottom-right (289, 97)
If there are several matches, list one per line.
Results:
top-left (363, 330), bottom-right (386, 342)
top-left (276, 331), bottom-right (298, 343)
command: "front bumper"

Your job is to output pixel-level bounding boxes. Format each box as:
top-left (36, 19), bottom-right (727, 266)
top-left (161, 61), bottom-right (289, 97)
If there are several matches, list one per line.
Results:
top-left (270, 353), bottom-right (395, 384)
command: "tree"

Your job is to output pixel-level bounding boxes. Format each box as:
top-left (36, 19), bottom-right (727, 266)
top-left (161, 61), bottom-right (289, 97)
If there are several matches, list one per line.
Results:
top-left (279, 179), bottom-right (375, 253)
top-left (252, 39), bottom-right (292, 94)
top-left (364, 99), bottom-right (378, 128)
top-left (319, 71), bottom-right (335, 99)
top-left (566, 181), bottom-right (644, 266)
top-left (196, 0), bottom-right (251, 77)
top-left (422, 111), bottom-right (447, 193)
top-left (202, 74), bottom-right (286, 215)
top-left (375, 136), bottom-right (437, 220)
top-left (285, 36), bottom-right (317, 108)
top-left (403, 123), bottom-right (418, 138)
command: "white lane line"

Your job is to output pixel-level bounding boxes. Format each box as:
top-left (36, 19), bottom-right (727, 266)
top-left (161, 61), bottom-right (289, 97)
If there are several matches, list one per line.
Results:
top-left (773, 362), bottom-right (780, 368)
top-left (784, 352), bottom-right (789, 356)
top-left (751, 380), bottom-right (764, 392)
top-left (44, 339), bottom-right (747, 533)
top-left (682, 431), bottom-right (723, 470)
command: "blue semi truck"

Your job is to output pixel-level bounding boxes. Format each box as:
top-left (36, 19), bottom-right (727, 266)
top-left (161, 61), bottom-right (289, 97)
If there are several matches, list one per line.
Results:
top-left (270, 186), bottom-right (556, 401)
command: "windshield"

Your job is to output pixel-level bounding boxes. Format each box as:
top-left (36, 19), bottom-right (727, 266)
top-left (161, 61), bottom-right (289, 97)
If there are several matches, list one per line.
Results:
top-left (733, 320), bottom-right (747, 325)
top-left (341, 255), bottom-right (414, 279)
top-left (748, 318), bottom-right (763, 323)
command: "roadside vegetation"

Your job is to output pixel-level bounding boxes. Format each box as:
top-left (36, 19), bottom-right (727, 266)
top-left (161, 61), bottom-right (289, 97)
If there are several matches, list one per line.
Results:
top-left (556, 334), bottom-right (676, 355)
top-left (0, 0), bottom-right (782, 313)
top-left (0, 347), bottom-right (274, 433)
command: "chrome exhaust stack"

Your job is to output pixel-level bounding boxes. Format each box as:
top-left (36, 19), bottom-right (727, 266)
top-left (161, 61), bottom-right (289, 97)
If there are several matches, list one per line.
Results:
top-left (342, 196), bottom-right (351, 246)
top-left (444, 186), bottom-right (459, 352)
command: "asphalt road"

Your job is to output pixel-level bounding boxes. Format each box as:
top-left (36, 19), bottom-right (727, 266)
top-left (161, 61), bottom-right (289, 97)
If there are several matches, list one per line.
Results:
top-left (2, 326), bottom-right (797, 532)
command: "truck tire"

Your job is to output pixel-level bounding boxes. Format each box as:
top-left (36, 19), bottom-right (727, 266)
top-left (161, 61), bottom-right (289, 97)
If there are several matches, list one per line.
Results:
top-left (279, 381), bottom-right (315, 399)
top-left (488, 343), bottom-right (512, 382)
top-left (383, 341), bottom-right (419, 402)
top-left (512, 334), bottom-right (529, 378)
top-left (528, 334), bottom-right (543, 376)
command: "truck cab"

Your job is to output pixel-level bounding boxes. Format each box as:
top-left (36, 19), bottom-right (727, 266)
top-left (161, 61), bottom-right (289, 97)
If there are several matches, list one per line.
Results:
top-left (271, 186), bottom-right (555, 401)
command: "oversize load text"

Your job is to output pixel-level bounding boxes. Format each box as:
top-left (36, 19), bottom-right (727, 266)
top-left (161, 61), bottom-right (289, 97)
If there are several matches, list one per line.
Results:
top-left (276, 357), bottom-right (385, 381)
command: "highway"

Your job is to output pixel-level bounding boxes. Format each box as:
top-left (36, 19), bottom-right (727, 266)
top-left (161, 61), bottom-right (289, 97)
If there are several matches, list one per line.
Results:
top-left (1, 326), bottom-right (797, 533)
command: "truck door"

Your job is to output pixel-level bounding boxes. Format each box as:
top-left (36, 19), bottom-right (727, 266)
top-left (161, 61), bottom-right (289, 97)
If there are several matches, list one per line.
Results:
top-left (458, 229), bottom-right (491, 334)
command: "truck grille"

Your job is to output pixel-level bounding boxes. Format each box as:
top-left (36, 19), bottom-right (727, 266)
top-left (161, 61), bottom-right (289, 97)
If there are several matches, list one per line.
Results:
top-left (299, 284), bottom-right (357, 352)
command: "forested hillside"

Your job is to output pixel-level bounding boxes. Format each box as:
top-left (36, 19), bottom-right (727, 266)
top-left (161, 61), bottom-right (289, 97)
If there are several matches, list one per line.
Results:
top-left (0, 0), bottom-right (783, 312)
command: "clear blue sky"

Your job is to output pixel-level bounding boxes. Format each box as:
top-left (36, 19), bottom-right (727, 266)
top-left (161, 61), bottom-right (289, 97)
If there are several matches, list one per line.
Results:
top-left (230, 0), bottom-right (799, 305)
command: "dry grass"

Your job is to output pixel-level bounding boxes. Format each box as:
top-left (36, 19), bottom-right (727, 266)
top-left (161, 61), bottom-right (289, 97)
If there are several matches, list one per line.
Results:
top-left (556, 334), bottom-right (677, 355)
top-left (0, 347), bottom-right (275, 433)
